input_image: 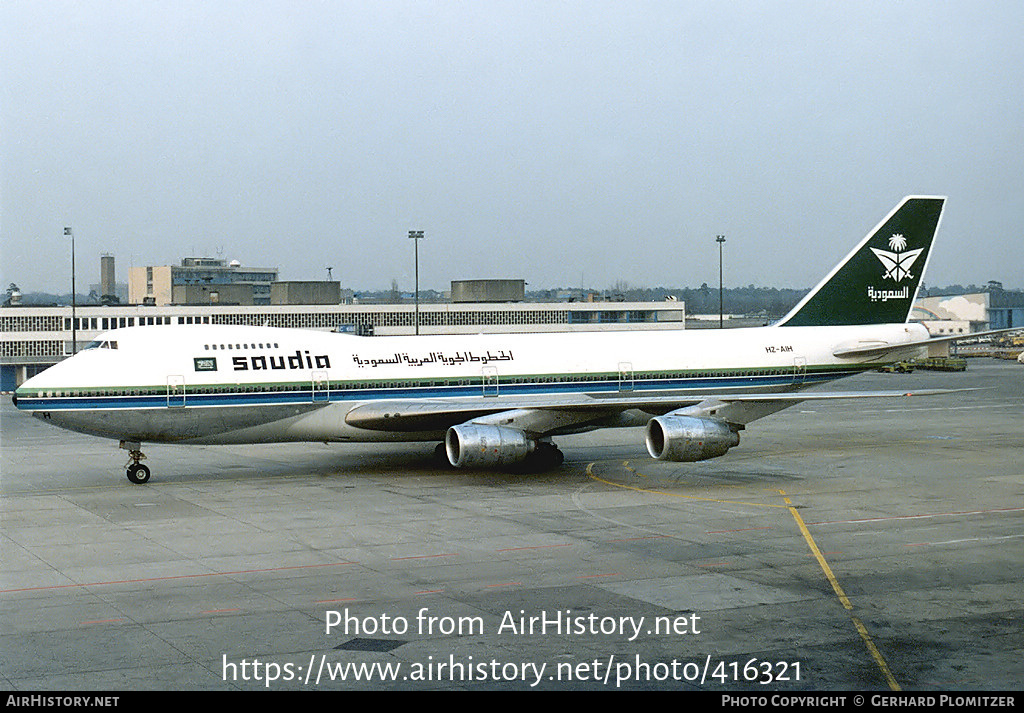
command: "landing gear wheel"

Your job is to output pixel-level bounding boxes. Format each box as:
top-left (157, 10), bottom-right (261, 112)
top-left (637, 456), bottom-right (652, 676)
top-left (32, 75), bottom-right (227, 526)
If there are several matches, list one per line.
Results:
top-left (126, 463), bottom-right (151, 484)
top-left (121, 442), bottom-right (150, 484)
top-left (519, 443), bottom-right (564, 473)
top-left (434, 442), bottom-right (452, 466)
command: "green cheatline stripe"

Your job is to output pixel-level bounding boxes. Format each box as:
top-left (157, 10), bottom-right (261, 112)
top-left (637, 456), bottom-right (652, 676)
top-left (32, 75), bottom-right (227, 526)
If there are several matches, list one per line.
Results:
top-left (18, 363), bottom-right (867, 398)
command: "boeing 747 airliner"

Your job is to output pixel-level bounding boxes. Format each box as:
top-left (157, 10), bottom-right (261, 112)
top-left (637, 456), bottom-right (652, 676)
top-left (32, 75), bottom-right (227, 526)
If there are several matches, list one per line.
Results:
top-left (15, 196), bottom-right (975, 483)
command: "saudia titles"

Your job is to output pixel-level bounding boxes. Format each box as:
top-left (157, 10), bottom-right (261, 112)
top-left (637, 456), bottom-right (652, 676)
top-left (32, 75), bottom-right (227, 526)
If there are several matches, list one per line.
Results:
top-left (232, 350), bottom-right (331, 371)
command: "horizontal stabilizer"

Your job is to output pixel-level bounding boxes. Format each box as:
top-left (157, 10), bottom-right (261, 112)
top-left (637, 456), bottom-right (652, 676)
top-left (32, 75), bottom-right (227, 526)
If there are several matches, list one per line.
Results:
top-left (833, 327), bottom-right (1024, 358)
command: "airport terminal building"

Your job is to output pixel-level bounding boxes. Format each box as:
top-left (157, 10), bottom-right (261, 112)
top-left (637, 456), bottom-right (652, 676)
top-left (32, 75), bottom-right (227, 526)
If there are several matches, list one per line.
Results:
top-left (0, 300), bottom-right (686, 391)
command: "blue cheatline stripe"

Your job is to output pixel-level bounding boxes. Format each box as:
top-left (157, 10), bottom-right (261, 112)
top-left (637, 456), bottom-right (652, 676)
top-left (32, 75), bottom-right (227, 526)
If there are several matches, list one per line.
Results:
top-left (15, 369), bottom-right (852, 411)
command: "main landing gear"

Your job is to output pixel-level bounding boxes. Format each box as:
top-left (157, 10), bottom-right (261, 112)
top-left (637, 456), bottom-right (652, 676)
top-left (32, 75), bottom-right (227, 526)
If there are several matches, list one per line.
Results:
top-left (521, 442), bottom-right (565, 472)
top-left (120, 440), bottom-right (151, 484)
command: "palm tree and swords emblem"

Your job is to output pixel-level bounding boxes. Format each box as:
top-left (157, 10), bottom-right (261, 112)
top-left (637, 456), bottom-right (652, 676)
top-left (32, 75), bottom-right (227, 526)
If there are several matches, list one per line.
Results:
top-left (870, 233), bottom-right (924, 282)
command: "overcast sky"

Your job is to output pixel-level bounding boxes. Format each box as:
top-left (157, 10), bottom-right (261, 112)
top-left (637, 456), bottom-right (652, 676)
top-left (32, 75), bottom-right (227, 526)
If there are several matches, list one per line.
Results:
top-left (2, 1), bottom-right (1022, 295)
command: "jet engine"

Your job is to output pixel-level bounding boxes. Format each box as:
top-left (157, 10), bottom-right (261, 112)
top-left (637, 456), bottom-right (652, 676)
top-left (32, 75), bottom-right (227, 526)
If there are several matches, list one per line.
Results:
top-left (645, 415), bottom-right (740, 462)
top-left (446, 424), bottom-right (533, 468)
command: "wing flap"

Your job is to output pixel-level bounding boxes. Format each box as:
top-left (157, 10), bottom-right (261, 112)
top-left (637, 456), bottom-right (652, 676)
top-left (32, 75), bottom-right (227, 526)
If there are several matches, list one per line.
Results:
top-left (719, 388), bottom-right (957, 402)
top-left (344, 401), bottom-right (510, 432)
top-left (666, 388), bottom-right (961, 427)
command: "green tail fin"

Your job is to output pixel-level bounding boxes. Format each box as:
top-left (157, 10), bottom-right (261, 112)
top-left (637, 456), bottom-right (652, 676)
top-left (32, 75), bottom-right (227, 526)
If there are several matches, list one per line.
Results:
top-left (777, 196), bottom-right (945, 327)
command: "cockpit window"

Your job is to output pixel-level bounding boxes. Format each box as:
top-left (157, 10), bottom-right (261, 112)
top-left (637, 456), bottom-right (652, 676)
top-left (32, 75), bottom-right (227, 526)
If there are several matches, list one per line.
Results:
top-left (83, 340), bottom-right (118, 350)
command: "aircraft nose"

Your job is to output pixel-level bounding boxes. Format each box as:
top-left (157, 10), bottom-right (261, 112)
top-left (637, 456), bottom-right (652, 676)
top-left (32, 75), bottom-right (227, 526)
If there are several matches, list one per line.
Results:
top-left (13, 371), bottom-right (46, 410)
top-left (12, 383), bottom-right (29, 409)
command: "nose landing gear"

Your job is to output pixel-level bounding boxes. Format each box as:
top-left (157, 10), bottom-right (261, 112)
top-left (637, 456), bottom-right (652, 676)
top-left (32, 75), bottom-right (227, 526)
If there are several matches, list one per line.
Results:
top-left (120, 440), bottom-right (151, 484)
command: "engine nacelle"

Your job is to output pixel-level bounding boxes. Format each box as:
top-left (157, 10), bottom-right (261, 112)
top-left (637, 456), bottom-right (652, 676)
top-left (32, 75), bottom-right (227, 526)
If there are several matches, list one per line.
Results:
top-left (446, 424), bottom-right (533, 468)
top-left (645, 415), bottom-right (740, 462)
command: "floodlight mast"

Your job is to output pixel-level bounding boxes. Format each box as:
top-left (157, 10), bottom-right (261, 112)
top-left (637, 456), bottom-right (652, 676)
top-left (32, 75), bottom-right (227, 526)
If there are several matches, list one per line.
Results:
top-left (716, 234), bottom-right (726, 328)
top-left (408, 230), bottom-right (424, 334)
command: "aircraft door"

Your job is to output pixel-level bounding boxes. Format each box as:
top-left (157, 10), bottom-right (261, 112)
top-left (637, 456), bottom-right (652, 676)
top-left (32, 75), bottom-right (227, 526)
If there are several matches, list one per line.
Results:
top-left (167, 375), bottom-right (185, 408)
top-left (618, 362), bottom-right (634, 392)
top-left (482, 366), bottom-right (498, 397)
top-left (312, 370), bottom-right (330, 402)
top-left (793, 357), bottom-right (807, 384)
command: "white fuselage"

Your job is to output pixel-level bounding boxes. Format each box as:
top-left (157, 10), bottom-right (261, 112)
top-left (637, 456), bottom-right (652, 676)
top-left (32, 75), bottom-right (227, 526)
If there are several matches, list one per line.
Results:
top-left (13, 321), bottom-right (928, 446)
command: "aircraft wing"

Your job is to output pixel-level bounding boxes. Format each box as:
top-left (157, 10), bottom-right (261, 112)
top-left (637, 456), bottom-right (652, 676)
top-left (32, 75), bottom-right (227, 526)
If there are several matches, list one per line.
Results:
top-left (344, 395), bottom-right (698, 433)
top-left (344, 387), bottom-right (958, 434)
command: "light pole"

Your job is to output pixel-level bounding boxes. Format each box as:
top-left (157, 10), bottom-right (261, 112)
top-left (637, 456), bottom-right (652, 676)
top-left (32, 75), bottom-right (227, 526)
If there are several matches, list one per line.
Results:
top-left (716, 234), bottom-right (726, 329)
top-left (65, 226), bottom-right (77, 353)
top-left (408, 230), bottom-right (424, 335)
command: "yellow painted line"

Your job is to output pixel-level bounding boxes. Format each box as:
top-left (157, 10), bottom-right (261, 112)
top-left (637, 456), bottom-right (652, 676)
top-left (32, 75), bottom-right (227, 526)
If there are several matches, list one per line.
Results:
top-left (779, 489), bottom-right (901, 691)
top-left (622, 460), bottom-right (645, 477)
top-left (586, 462), bottom-right (786, 510)
top-left (584, 460), bottom-right (903, 691)
top-left (779, 490), bottom-right (854, 609)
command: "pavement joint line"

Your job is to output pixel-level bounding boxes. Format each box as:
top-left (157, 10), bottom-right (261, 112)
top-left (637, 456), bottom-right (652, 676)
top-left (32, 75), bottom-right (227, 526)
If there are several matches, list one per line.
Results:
top-left (0, 560), bottom-right (359, 594)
